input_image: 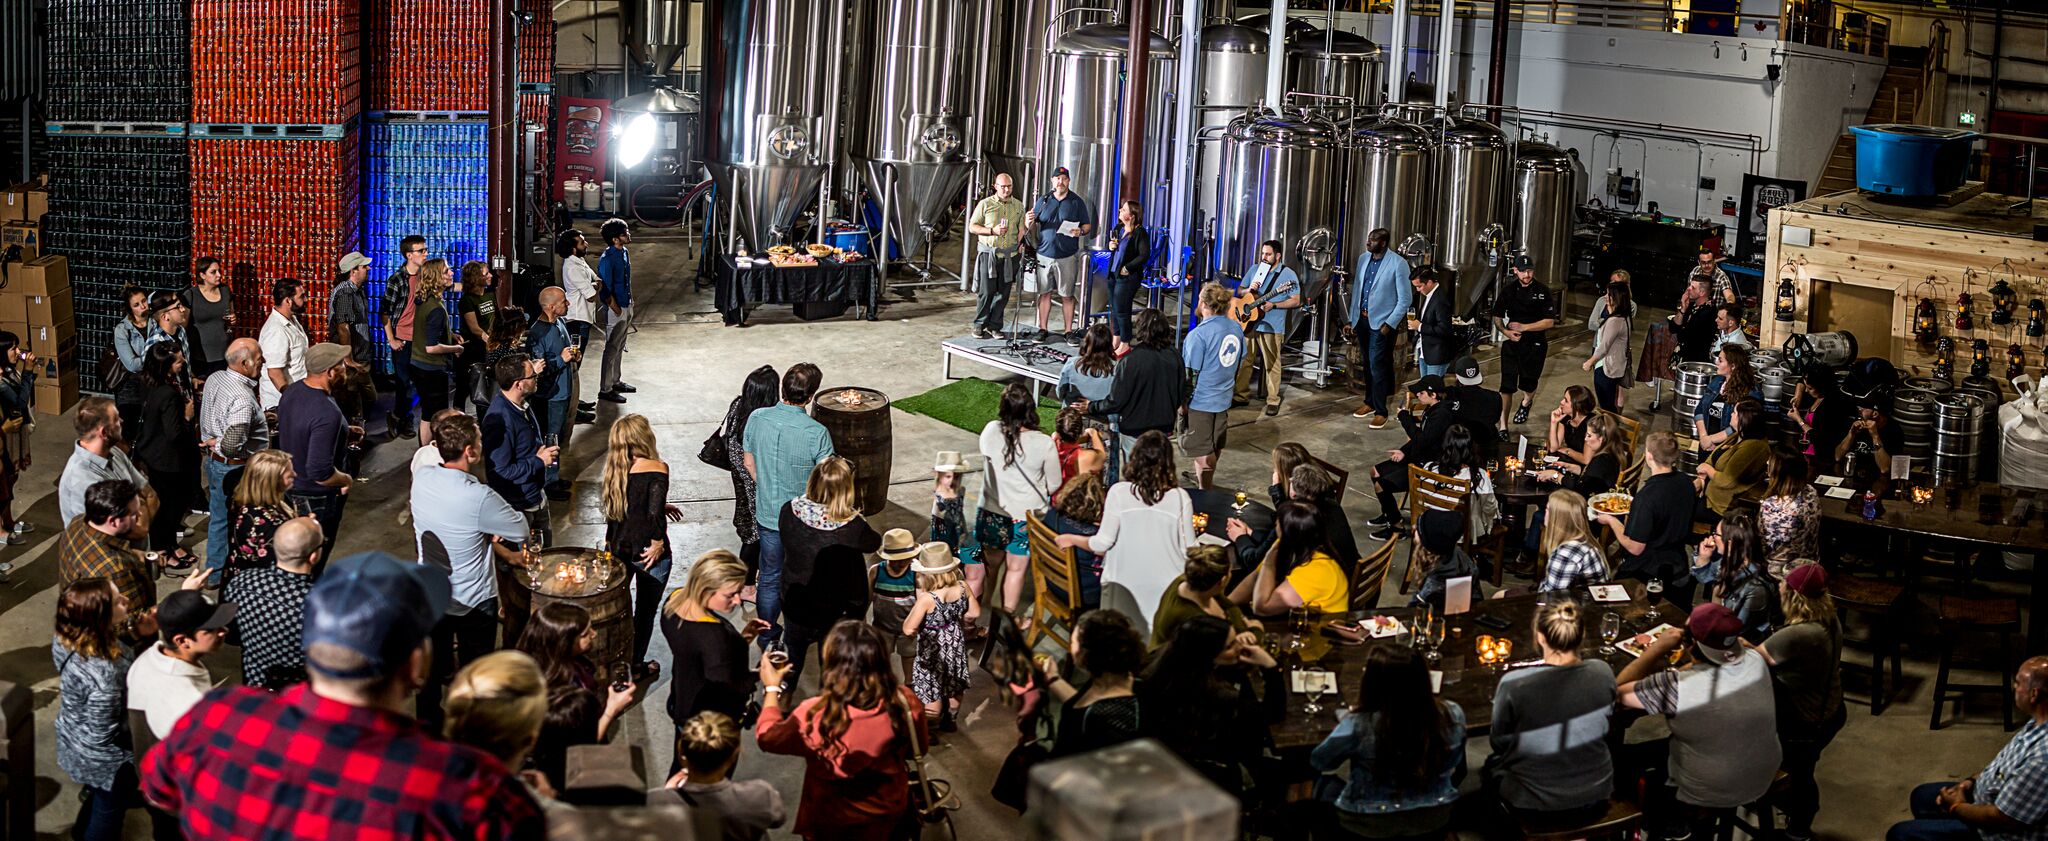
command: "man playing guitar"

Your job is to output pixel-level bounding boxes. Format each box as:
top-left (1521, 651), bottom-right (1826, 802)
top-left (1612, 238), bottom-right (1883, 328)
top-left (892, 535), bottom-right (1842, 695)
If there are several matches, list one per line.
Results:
top-left (1230, 240), bottom-right (1301, 417)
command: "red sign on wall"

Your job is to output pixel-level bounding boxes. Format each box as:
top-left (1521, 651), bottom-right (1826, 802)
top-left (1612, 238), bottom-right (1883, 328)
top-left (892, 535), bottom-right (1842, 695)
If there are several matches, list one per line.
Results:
top-left (553, 97), bottom-right (610, 200)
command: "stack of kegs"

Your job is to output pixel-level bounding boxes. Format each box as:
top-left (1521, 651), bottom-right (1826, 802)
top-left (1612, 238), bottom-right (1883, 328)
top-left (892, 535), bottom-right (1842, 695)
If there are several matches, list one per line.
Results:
top-left (1892, 386), bottom-right (1942, 472)
top-left (1676, 362), bottom-right (1717, 416)
top-left (1933, 391), bottom-right (1988, 480)
top-left (1955, 379), bottom-right (2005, 480)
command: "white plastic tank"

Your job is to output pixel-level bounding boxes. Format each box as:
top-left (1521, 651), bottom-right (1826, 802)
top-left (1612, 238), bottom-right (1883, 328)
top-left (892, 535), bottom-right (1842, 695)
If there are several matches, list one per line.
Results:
top-left (581, 179), bottom-right (603, 211)
top-left (601, 180), bottom-right (618, 213)
top-left (563, 177), bottom-right (583, 204)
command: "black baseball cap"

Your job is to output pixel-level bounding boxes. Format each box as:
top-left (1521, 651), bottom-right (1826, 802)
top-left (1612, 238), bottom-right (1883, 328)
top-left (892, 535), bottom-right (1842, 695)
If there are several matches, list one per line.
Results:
top-left (1409, 374), bottom-right (1446, 395)
top-left (157, 591), bottom-right (237, 642)
top-left (1510, 253), bottom-right (1534, 270)
top-left (302, 551), bottom-right (452, 680)
top-left (1418, 509), bottom-right (1463, 555)
top-left (1453, 355), bottom-right (1483, 386)
top-left (1051, 166), bottom-right (1071, 178)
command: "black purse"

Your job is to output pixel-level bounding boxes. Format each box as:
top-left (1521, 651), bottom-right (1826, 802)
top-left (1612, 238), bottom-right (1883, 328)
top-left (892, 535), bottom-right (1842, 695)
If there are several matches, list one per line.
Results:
top-left (97, 348), bottom-right (130, 395)
top-left (697, 416), bottom-right (733, 471)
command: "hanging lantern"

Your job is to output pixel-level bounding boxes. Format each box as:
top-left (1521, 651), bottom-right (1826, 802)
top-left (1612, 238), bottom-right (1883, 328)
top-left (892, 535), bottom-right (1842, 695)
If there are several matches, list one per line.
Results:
top-left (1934, 337), bottom-right (1955, 379)
top-left (1774, 277), bottom-right (1798, 322)
top-left (2030, 300), bottom-right (2047, 340)
top-left (1956, 291), bottom-right (1975, 331)
top-left (1914, 297), bottom-right (1941, 344)
top-left (1991, 280), bottom-right (2017, 326)
top-left (1970, 338), bottom-right (1991, 378)
top-left (2010, 345), bottom-right (2028, 381)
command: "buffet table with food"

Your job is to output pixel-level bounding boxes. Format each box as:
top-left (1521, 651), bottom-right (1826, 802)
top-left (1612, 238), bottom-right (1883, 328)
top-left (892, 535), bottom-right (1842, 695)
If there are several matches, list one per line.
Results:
top-left (714, 244), bottom-right (879, 323)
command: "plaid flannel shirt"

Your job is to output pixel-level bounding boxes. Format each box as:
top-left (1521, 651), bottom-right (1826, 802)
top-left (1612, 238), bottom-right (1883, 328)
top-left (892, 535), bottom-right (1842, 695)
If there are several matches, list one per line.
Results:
top-left (142, 684), bottom-right (546, 841)
top-left (1980, 718), bottom-right (2048, 841)
top-left (56, 516), bottom-right (152, 619)
top-left (1539, 539), bottom-right (1608, 593)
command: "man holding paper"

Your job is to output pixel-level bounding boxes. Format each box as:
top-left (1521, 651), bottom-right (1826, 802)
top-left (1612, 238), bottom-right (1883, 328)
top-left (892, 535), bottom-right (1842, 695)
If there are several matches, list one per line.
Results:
top-left (1025, 166), bottom-right (1093, 344)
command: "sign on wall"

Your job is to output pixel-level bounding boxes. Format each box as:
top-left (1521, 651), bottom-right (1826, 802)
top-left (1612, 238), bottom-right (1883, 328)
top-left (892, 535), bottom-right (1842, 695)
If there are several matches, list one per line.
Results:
top-left (1736, 174), bottom-right (1806, 263)
top-left (553, 97), bottom-right (610, 200)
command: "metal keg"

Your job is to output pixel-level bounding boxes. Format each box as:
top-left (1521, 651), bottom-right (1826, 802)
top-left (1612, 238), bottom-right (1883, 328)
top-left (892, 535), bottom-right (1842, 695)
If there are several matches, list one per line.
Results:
top-left (1933, 392), bottom-right (1987, 479)
top-left (1955, 380), bottom-right (2005, 481)
top-left (1892, 387), bottom-right (1939, 460)
top-left (1901, 375), bottom-right (1955, 395)
top-left (1675, 362), bottom-right (1716, 416)
top-left (1751, 349), bottom-right (1785, 371)
top-left (1758, 366), bottom-right (1793, 409)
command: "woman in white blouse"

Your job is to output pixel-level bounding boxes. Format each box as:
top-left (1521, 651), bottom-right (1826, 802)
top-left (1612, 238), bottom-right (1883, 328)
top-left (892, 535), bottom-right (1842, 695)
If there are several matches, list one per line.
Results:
top-left (979, 382), bottom-right (1061, 616)
top-left (1057, 430), bottom-right (1193, 635)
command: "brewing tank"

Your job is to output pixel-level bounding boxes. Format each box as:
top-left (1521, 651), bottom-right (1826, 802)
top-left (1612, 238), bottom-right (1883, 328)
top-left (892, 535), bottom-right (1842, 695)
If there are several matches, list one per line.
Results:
top-left (853, 0), bottom-right (983, 255)
top-left (712, 0), bottom-right (834, 249)
top-left (1194, 23), bottom-right (1268, 238)
top-left (1215, 110), bottom-right (1345, 297)
top-left (1342, 117), bottom-right (1431, 266)
top-left (1285, 27), bottom-right (1384, 109)
top-left (985, 0), bottom-right (1111, 183)
top-left (1042, 23), bottom-right (1175, 253)
top-left (1510, 141), bottom-right (1577, 293)
top-left (1432, 117), bottom-right (1509, 312)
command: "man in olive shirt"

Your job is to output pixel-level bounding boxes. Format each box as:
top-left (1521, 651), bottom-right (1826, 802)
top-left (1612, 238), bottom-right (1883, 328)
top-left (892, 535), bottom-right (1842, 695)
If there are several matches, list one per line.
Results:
top-left (966, 173), bottom-right (1026, 339)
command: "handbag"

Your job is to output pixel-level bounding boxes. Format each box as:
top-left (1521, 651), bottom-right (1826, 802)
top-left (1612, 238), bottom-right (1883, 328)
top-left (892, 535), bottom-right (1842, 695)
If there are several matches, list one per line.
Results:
top-left (697, 415), bottom-right (733, 471)
top-left (97, 347), bottom-right (130, 395)
top-left (990, 738), bottom-right (1047, 813)
top-left (466, 360), bottom-right (495, 408)
top-left (896, 695), bottom-right (960, 840)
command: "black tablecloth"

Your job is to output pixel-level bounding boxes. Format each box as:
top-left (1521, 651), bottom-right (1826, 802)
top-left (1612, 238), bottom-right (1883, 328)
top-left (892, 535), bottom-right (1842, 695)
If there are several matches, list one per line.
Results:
top-left (1188, 487), bottom-right (1277, 540)
top-left (713, 255), bottom-right (881, 322)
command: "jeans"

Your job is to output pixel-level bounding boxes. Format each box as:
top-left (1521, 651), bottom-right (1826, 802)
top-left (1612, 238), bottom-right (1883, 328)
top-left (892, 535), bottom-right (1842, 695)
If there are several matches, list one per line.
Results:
top-left (1419, 361), bottom-right (1449, 378)
top-left (541, 397), bottom-right (569, 486)
top-left (1110, 273), bottom-right (1141, 341)
top-left (1364, 321), bottom-right (1396, 416)
top-left (391, 342), bottom-right (417, 425)
top-left (1886, 782), bottom-right (1980, 841)
top-left (972, 251), bottom-right (1019, 332)
top-left (72, 763), bottom-right (134, 841)
top-left (1593, 367), bottom-right (1624, 413)
top-left (757, 526), bottom-right (785, 638)
top-left (285, 490), bottom-right (347, 565)
top-left (600, 305), bottom-right (633, 392)
top-left (203, 459), bottom-right (243, 574)
top-left (781, 619), bottom-right (826, 692)
top-left (418, 604), bottom-right (502, 731)
top-left (632, 567), bottom-right (664, 662)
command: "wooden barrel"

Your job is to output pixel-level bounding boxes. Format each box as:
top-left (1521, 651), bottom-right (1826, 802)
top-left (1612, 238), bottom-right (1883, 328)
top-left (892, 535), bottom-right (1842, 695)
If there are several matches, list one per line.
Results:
top-left (498, 547), bottom-right (634, 684)
top-left (812, 386), bottom-right (893, 516)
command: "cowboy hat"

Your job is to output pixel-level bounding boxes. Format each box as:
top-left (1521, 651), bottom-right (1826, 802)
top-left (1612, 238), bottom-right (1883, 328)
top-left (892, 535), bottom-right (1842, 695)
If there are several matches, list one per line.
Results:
top-left (933, 451), bottom-right (969, 473)
top-left (911, 541), bottom-right (961, 575)
top-left (877, 528), bottom-right (920, 561)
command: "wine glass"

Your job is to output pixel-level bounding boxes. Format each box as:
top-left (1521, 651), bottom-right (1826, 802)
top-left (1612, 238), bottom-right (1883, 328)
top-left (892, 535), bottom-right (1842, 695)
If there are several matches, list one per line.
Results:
top-left (1600, 612), bottom-right (1622, 655)
top-left (1303, 669), bottom-right (1330, 716)
top-left (1288, 606), bottom-right (1311, 651)
top-left (1644, 578), bottom-right (1665, 622)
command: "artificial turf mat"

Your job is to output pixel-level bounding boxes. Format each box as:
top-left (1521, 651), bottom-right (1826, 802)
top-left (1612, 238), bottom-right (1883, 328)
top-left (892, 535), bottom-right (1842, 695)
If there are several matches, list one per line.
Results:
top-left (891, 376), bottom-right (1061, 434)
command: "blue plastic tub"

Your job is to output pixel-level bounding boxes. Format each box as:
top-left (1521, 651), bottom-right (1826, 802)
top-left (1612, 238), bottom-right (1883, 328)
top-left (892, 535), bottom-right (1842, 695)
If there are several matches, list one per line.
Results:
top-left (1851, 124), bottom-right (1977, 197)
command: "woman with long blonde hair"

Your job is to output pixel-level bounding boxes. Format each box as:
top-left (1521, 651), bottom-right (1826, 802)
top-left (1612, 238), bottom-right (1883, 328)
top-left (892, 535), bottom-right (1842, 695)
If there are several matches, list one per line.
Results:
top-left (225, 450), bottom-right (297, 585)
top-left (408, 258), bottom-right (465, 438)
top-left (601, 414), bottom-right (680, 663)
top-left (661, 550), bottom-right (769, 775)
top-left (777, 456), bottom-right (883, 689)
top-left (1536, 490), bottom-right (1607, 592)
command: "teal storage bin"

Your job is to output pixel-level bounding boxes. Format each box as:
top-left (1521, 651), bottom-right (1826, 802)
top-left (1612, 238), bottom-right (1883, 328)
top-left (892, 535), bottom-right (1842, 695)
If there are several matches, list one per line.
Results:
top-left (1851, 124), bottom-right (1976, 197)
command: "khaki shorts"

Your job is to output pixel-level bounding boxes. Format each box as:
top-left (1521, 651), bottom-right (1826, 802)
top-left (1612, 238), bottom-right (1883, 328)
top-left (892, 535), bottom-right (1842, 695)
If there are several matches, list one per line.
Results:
top-left (1181, 408), bottom-right (1229, 458)
top-left (1028, 253), bottom-right (1084, 298)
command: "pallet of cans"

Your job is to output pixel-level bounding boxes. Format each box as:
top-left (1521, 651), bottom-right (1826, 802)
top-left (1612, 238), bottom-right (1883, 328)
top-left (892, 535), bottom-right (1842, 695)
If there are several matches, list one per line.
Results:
top-left (361, 118), bottom-right (488, 371)
top-left (191, 0), bottom-right (362, 125)
top-left (365, 0), bottom-right (488, 111)
top-left (44, 0), bottom-right (189, 123)
top-left (518, 0), bottom-right (555, 89)
top-left (41, 135), bottom-right (190, 392)
top-left (190, 130), bottom-right (363, 342)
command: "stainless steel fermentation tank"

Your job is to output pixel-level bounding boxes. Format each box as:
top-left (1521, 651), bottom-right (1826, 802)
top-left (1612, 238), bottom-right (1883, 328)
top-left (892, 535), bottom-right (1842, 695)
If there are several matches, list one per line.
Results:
top-left (852, 0), bottom-right (984, 257)
top-left (1193, 23), bottom-right (1268, 246)
top-left (984, 0), bottom-right (1110, 185)
top-left (1286, 28), bottom-right (1383, 108)
top-left (1342, 116), bottom-right (1431, 266)
top-left (1432, 116), bottom-right (1510, 314)
top-left (1037, 23), bottom-right (1176, 253)
top-left (712, 0), bottom-right (838, 250)
top-left (1215, 110), bottom-right (1344, 292)
top-left (1510, 141), bottom-right (1576, 298)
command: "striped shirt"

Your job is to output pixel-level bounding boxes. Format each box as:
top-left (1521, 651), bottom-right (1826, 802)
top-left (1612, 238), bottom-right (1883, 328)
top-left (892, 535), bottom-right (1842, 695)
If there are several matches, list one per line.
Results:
top-left (198, 368), bottom-right (267, 459)
top-left (1540, 540), bottom-right (1608, 592)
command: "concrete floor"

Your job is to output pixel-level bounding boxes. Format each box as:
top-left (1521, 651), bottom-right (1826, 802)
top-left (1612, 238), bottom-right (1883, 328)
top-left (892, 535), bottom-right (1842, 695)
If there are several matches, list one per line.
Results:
top-left (6, 233), bottom-right (2026, 840)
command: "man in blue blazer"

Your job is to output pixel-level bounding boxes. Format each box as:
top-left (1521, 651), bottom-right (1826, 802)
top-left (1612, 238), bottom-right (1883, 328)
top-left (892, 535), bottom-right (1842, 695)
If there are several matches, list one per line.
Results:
top-left (1346, 228), bottom-right (1411, 429)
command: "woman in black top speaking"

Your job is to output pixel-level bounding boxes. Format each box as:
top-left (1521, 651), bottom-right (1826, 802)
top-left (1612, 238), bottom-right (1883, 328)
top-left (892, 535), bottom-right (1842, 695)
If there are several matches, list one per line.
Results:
top-left (1106, 200), bottom-right (1151, 344)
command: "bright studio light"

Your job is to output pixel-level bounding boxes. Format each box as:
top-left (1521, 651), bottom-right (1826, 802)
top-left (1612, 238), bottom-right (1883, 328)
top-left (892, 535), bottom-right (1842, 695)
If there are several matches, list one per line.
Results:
top-left (615, 113), bottom-right (657, 169)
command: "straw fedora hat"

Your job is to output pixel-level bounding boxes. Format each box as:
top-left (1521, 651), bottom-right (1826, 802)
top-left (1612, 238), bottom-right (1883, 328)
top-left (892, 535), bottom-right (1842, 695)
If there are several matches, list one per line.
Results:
top-left (933, 451), bottom-right (970, 473)
top-left (910, 541), bottom-right (961, 575)
top-left (877, 528), bottom-right (920, 561)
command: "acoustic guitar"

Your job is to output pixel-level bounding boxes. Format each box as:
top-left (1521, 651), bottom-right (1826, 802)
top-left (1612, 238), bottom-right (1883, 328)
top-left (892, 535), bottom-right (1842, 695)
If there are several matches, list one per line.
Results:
top-left (1229, 272), bottom-right (1297, 332)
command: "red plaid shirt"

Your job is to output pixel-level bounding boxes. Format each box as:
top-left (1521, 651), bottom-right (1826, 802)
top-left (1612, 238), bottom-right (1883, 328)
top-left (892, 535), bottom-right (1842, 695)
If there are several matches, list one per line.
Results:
top-left (141, 684), bottom-right (545, 841)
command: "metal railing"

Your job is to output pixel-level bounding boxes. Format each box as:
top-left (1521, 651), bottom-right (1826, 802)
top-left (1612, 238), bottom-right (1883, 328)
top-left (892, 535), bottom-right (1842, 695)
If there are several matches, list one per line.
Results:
top-left (1380, 0), bottom-right (1890, 57)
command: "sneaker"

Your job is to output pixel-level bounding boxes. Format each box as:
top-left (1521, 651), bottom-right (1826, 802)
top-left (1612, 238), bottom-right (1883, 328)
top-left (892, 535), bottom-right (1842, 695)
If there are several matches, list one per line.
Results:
top-left (1512, 403), bottom-right (1532, 424)
top-left (599, 391), bottom-right (628, 404)
top-left (1034, 329), bottom-right (1051, 342)
top-left (1263, 403), bottom-right (1280, 417)
top-left (576, 411), bottom-right (598, 424)
top-left (1369, 414), bottom-right (1388, 430)
top-left (11, 521), bottom-right (32, 536)
top-left (1369, 525), bottom-right (1400, 542)
top-left (1062, 330), bottom-right (1081, 345)
top-left (1351, 405), bottom-right (1374, 419)
top-left (1498, 428), bottom-right (1512, 443)
top-left (614, 382), bottom-right (638, 394)
top-left (578, 401), bottom-right (597, 411)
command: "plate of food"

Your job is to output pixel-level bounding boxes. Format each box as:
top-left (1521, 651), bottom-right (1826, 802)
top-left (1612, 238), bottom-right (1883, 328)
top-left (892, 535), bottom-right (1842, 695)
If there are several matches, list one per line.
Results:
top-left (1587, 492), bottom-right (1633, 518)
top-left (1363, 615), bottom-right (1407, 639)
top-left (766, 245), bottom-right (796, 257)
top-left (1617, 623), bottom-right (1678, 658)
top-left (805, 243), bottom-right (837, 258)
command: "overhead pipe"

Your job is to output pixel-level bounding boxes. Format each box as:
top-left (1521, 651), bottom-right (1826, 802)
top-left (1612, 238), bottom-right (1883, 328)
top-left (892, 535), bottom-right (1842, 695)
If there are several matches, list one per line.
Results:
top-left (1265, 1), bottom-right (1286, 106)
top-left (1120, 0), bottom-right (1152, 205)
top-left (1433, 0), bottom-right (1456, 108)
top-left (1166, 0), bottom-right (1203, 287)
top-left (1485, 0), bottom-right (1508, 123)
top-left (1388, 0), bottom-right (1410, 103)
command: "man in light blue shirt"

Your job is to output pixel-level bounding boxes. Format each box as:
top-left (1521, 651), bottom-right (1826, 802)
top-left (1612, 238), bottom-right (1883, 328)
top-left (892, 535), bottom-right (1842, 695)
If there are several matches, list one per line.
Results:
top-left (407, 413), bottom-right (527, 729)
top-left (1345, 228), bottom-right (1411, 429)
top-left (742, 362), bottom-right (835, 640)
top-left (1181, 282), bottom-right (1244, 489)
top-left (1232, 240), bottom-right (1301, 417)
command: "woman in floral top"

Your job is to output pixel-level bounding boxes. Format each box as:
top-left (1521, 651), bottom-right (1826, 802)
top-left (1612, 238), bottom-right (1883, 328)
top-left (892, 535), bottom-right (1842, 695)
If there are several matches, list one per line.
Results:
top-left (226, 451), bottom-right (298, 586)
top-left (1757, 444), bottom-right (1820, 579)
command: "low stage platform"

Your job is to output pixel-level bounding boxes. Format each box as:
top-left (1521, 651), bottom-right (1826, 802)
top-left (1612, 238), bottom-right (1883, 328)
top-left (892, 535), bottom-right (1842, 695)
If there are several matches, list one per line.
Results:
top-left (939, 327), bottom-right (1075, 400)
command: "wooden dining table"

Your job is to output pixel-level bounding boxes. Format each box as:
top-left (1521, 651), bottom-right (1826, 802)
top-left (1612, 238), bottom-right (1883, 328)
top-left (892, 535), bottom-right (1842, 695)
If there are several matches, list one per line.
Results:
top-left (1816, 475), bottom-right (2048, 648)
top-left (1266, 581), bottom-right (1672, 750)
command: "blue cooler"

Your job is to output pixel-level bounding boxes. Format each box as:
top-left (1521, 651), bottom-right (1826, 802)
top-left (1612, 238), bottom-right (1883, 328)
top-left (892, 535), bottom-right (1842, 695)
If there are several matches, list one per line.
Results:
top-left (1850, 124), bottom-right (1976, 197)
top-left (824, 224), bottom-right (873, 256)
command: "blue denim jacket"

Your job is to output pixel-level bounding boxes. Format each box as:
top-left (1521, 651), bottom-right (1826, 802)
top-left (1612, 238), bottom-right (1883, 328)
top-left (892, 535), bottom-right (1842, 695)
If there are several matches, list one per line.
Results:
top-left (1311, 702), bottom-right (1467, 815)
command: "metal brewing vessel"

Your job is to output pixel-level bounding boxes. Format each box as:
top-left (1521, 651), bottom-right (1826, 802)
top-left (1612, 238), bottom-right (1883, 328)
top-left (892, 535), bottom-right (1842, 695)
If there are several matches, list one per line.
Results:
top-left (1343, 117), bottom-right (1431, 265)
top-left (985, 0), bottom-right (1109, 182)
top-left (1432, 117), bottom-right (1509, 312)
top-left (1042, 23), bottom-right (1175, 252)
top-left (1511, 141), bottom-right (1576, 292)
top-left (853, 0), bottom-right (983, 256)
top-left (712, 0), bottom-right (834, 249)
top-left (1193, 23), bottom-right (1268, 240)
top-left (1215, 109), bottom-right (1344, 294)
top-left (1285, 27), bottom-right (1384, 108)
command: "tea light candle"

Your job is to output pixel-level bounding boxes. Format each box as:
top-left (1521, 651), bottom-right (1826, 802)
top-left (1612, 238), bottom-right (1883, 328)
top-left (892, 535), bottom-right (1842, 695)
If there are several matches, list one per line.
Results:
top-left (1912, 486), bottom-right (1934, 505)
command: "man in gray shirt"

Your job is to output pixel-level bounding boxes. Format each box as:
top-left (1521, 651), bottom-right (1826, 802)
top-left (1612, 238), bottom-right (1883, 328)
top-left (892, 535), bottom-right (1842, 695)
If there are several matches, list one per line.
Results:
top-left (410, 412), bottom-right (527, 731)
top-left (198, 338), bottom-right (267, 580)
top-left (1620, 602), bottom-right (1781, 838)
top-left (58, 396), bottom-right (152, 529)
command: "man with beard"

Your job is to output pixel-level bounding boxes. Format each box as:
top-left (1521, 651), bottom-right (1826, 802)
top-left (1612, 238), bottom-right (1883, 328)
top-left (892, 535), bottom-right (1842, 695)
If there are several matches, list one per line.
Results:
top-left (279, 343), bottom-right (357, 560)
top-left (58, 396), bottom-right (156, 528)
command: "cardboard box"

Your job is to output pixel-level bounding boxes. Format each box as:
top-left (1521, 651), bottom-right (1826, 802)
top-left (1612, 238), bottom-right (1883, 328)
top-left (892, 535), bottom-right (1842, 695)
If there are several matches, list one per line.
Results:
top-left (22, 320), bottom-right (74, 361)
top-left (2, 186), bottom-right (48, 224)
top-left (0, 293), bottom-right (23, 324)
top-left (11, 255), bottom-right (67, 297)
top-left (34, 367), bottom-right (79, 417)
top-left (0, 223), bottom-right (38, 262)
top-left (0, 320), bottom-right (23, 345)
top-left (23, 289), bottom-right (71, 327)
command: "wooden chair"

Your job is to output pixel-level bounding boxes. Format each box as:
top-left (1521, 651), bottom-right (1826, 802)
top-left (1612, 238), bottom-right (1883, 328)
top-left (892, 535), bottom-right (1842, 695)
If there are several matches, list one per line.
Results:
top-left (1023, 511), bottom-right (1081, 649)
top-left (1399, 465), bottom-right (1470, 594)
top-left (1350, 536), bottom-right (1398, 608)
top-left (1929, 594), bottom-right (2022, 731)
top-left (1618, 456), bottom-right (1646, 491)
top-left (1829, 571), bottom-right (1908, 715)
top-left (1311, 455), bottom-right (1350, 499)
top-left (1598, 409), bottom-right (1643, 457)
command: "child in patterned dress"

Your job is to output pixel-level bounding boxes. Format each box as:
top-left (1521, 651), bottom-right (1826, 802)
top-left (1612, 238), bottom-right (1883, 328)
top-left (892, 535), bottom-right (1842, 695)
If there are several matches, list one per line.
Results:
top-left (902, 542), bottom-right (978, 732)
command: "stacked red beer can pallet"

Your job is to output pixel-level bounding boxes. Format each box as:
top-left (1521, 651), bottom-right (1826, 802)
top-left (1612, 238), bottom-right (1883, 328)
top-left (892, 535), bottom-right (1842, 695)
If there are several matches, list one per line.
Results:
top-left (190, 0), bottom-right (362, 125)
top-left (189, 131), bottom-right (363, 342)
top-left (365, 0), bottom-right (489, 112)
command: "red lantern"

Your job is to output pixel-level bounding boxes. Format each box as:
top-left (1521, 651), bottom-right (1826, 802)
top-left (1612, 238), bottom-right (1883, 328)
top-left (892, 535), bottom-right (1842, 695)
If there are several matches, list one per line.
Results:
top-left (1956, 291), bottom-right (1974, 331)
